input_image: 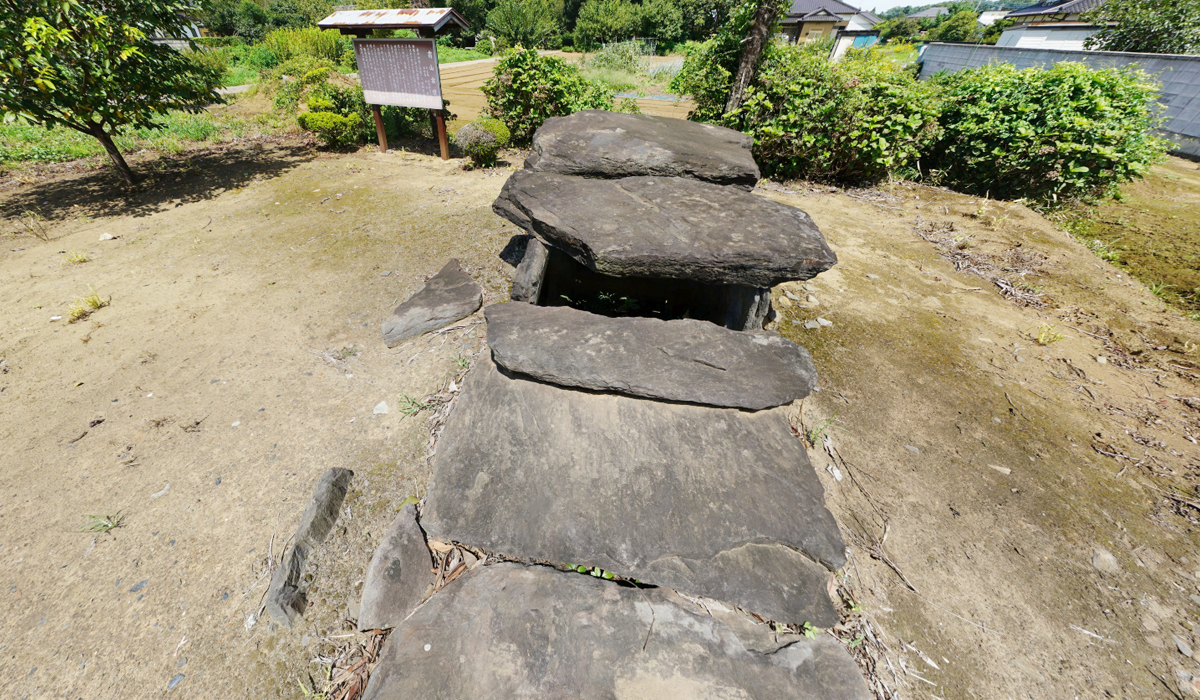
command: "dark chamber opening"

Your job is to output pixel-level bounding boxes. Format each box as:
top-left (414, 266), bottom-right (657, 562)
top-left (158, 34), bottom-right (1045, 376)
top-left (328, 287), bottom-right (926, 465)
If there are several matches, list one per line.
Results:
top-left (534, 247), bottom-right (770, 330)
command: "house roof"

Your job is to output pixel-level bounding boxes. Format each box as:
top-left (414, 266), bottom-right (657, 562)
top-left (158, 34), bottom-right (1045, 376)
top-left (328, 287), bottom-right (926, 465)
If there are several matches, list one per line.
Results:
top-left (785, 0), bottom-right (864, 17)
top-left (907, 6), bottom-right (949, 19)
top-left (860, 10), bottom-right (882, 23)
top-left (780, 7), bottom-right (847, 24)
top-left (1006, 0), bottom-right (1105, 18)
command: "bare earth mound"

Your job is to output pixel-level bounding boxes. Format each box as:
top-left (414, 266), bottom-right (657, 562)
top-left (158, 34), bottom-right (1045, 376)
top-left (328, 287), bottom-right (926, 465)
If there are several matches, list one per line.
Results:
top-left (1, 145), bottom-right (1198, 698)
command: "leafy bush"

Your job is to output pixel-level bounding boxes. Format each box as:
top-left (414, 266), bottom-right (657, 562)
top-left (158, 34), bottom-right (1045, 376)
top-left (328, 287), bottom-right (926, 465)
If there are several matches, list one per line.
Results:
top-left (927, 10), bottom-right (980, 42)
top-left (298, 111), bottom-right (362, 148)
top-left (727, 45), bottom-right (939, 184)
top-left (482, 48), bottom-right (614, 144)
top-left (637, 0), bottom-right (685, 44)
top-left (930, 62), bottom-right (1169, 202)
top-left (617, 97), bottom-right (642, 114)
top-left (453, 117), bottom-right (511, 166)
top-left (1082, 0), bottom-right (1200, 55)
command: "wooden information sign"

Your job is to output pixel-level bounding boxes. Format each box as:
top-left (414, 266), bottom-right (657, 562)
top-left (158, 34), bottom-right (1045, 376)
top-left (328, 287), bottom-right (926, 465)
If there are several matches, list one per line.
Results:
top-left (352, 38), bottom-right (449, 159)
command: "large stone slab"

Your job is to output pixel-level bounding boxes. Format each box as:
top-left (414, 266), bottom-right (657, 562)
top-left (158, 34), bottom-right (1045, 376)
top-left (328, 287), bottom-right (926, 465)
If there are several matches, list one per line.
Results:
top-left (524, 109), bottom-right (761, 188)
top-left (362, 563), bottom-right (870, 700)
top-left (381, 259), bottom-right (482, 348)
top-left (358, 504), bottom-right (434, 631)
top-left (423, 356), bottom-right (845, 626)
top-left (509, 237), bottom-right (549, 302)
top-left (493, 171), bottom-right (837, 287)
top-left (485, 303), bottom-right (816, 409)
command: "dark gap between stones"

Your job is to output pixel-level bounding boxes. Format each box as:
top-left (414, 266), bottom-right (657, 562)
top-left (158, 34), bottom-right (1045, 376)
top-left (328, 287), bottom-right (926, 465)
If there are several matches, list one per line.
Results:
top-left (536, 247), bottom-right (771, 330)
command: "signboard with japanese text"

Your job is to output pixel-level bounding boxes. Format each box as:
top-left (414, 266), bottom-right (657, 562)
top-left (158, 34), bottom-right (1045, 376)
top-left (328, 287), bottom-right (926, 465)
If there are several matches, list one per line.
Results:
top-left (353, 38), bottom-right (443, 110)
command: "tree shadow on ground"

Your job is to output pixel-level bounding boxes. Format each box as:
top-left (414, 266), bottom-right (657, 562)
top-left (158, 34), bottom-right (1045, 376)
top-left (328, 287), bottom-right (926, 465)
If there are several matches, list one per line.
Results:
top-left (0, 141), bottom-right (317, 224)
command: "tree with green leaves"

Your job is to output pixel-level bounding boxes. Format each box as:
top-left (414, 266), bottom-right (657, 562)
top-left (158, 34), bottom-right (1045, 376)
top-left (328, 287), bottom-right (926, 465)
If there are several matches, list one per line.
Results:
top-left (878, 17), bottom-right (919, 42)
top-left (0, 0), bottom-right (223, 184)
top-left (486, 0), bottom-right (563, 49)
top-left (1083, 0), bottom-right (1200, 55)
top-left (638, 0), bottom-right (685, 44)
top-left (927, 10), bottom-right (979, 42)
top-left (574, 0), bottom-right (638, 49)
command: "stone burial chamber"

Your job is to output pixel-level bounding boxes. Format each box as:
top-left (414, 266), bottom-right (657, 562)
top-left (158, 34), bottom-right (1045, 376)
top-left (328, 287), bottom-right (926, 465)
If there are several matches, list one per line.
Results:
top-left (351, 110), bottom-right (869, 697)
top-left (495, 170), bottom-right (836, 331)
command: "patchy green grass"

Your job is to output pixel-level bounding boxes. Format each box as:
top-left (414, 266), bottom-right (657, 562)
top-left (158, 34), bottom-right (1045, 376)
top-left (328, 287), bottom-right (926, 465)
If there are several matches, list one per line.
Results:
top-left (224, 63), bottom-right (261, 86)
top-left (0, 108), bottom-right (282, 165)
top-left (1063, 156), bottom-right (1200, 316)
top-left (437, 46), bottom-right (490, 64)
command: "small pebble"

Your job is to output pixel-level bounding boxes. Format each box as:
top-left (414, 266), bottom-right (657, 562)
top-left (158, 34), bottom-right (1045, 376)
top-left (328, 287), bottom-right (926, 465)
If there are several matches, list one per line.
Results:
top-left (231, 421), bottom-right (240, 428)
top-left (1096, 356), bottom-right (1108, 364)
top-left (423, 644), bottom-right (431, 652)
top-left (1175, 635), bottom-right (1194, 657)
top-left (803, 320), bottom-right (820, 329)
top-left (866, 273), bottom-right (880, 279)
top-left (374, 401), bottom-right (389, 415)
top-left (784, 290), bottom-right (799, 301)
top-left (50, 316), bottom-right (62, 322)
top-left (1092, 547), bottom-right (1120, 574)
top-left (806, 295), bottom-right (819, 305)
top-left (99, 233), bottom-right (114, 241)
top-left (905, 445), bottom-right (920, 454)
top-left (380, 270), bottom-right (391, 277)
top-left (817, 317), bottom-right (833, 327)
top-left (168, 674), bottom-right (184, 690)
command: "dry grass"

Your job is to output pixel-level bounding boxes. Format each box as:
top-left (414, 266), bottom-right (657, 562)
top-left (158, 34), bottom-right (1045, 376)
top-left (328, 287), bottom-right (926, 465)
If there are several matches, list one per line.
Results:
top-left (67, 288), bottom-right (108, 322)
top-left (914, 217), bottom-right (1050, 308)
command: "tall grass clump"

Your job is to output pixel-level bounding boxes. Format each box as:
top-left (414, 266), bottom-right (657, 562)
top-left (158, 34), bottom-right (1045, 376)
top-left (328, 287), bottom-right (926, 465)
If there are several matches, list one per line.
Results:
top-left (262, 27), bottom-right (349, 63)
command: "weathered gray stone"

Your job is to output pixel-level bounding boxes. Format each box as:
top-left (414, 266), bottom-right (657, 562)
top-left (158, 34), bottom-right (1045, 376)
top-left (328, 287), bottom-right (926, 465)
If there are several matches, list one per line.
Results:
top-left (493, 171), bottom-right (837, 287)
top-left (524, 109), bottom-right (761, 188)
top-left (362, 563), bottom-right (870, 700)
top-left (358, 504), bottom-right (434, 632)
top-left (509, 237), bottom-right (549, 302)
top-left (381, 259), bottom-right (482, 348)
top-left (266, 468), bottom-right (354, 627)
top-left (423, 356), bottom-right (845, 626)
top-left (485, 303), bottom-right (816, 409)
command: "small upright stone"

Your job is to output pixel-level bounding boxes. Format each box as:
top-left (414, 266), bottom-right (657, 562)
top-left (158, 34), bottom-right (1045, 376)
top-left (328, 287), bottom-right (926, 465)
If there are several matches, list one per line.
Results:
top-left (381, 259), bottom-right (482, 348)
top-left (524, 110), bottom-right (761, 189)
top-left (510, 238), bottom-right (549, 302)
top-left (266, 468), bottom-right (354, 627)
top-left (358, 504), bottom-right (434, 631)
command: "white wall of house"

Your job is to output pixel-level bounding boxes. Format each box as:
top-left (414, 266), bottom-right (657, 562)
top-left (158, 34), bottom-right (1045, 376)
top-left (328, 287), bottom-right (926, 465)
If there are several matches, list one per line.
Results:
top-left (997, 25), bottom-right (1098, 51)
top-left (842, 14), bottom-right (874, 31)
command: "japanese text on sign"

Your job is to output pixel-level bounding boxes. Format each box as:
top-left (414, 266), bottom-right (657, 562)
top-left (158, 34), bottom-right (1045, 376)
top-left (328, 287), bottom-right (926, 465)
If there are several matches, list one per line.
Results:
top-left (354, 39), bottom-right (443, 110)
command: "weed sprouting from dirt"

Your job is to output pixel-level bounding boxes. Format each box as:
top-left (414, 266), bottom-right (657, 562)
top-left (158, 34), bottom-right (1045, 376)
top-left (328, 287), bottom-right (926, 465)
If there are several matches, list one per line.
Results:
top-left (805, 411), bottom-right (840, 447)
top-left (82, 512), bottom-right (124, 533)
top-left (1083, 238), bottom-right (1121, 263)
top-left (10, 209), bottom-right (50, 241)
top-left (63, 250), bottom-right (90, 264)
top-left (68, 287), bottom-right (108, 322)
top-left (397, 393), bottom-right (433, 417)
top-left (1035, 324), bottom-right (1064, 346)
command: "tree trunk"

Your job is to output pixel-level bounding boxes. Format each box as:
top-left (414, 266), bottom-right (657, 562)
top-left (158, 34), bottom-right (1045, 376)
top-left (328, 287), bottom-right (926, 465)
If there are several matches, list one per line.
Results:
top-left (724, 0), bottom-right (781, 115)
top-left (88, 121), bottom-right (138, 185)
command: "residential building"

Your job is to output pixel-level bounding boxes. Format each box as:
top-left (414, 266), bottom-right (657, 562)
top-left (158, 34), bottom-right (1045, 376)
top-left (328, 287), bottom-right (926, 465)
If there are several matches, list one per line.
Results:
top-left (907, 6), bottom-right (949, 20)
top-left (779, 0), bottom-right (881, 43)
top-left (997, 0), bottom-right (1105, 50)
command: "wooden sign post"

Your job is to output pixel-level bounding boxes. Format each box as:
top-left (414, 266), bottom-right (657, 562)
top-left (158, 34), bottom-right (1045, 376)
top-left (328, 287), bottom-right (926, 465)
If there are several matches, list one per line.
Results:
top-left (353, 38), bottom-right (449, 160)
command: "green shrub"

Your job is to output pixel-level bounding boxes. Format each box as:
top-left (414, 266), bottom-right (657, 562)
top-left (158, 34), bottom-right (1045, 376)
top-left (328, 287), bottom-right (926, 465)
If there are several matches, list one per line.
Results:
top-left (262, 27), bottom-right (349, 63)
top-left (306, 95), bottom-right (336, 113)
top-left (188, 47), bottom-right (232, 77)
top-left (930, 62), bottom-right (1169, 203)
top-left (482, 48), bottom-right (614, 144)
top-left (297, 111), bottom-right (363, 148)
top-left (454, 117), bottom-right (512, 166)
top-left (575, 0), bottom-right (638, 50)
top-left (263, 56), bottom-right (339, 110)
top-left (245, 45), bottom-right (279, 70)
top-left (727, 45), bottom-right (939, 185)
top-left (617, 97), bottom-right (642, 114)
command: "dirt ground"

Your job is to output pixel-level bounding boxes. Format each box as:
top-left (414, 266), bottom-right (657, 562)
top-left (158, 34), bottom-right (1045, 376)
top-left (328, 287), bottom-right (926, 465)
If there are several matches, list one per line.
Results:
top-left (1, 140), bottom-right (1198, 699)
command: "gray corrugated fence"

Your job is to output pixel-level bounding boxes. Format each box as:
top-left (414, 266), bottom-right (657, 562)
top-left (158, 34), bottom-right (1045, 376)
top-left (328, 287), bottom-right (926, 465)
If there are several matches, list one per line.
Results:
top-left (918, 43), bottom-right (1200, 158)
